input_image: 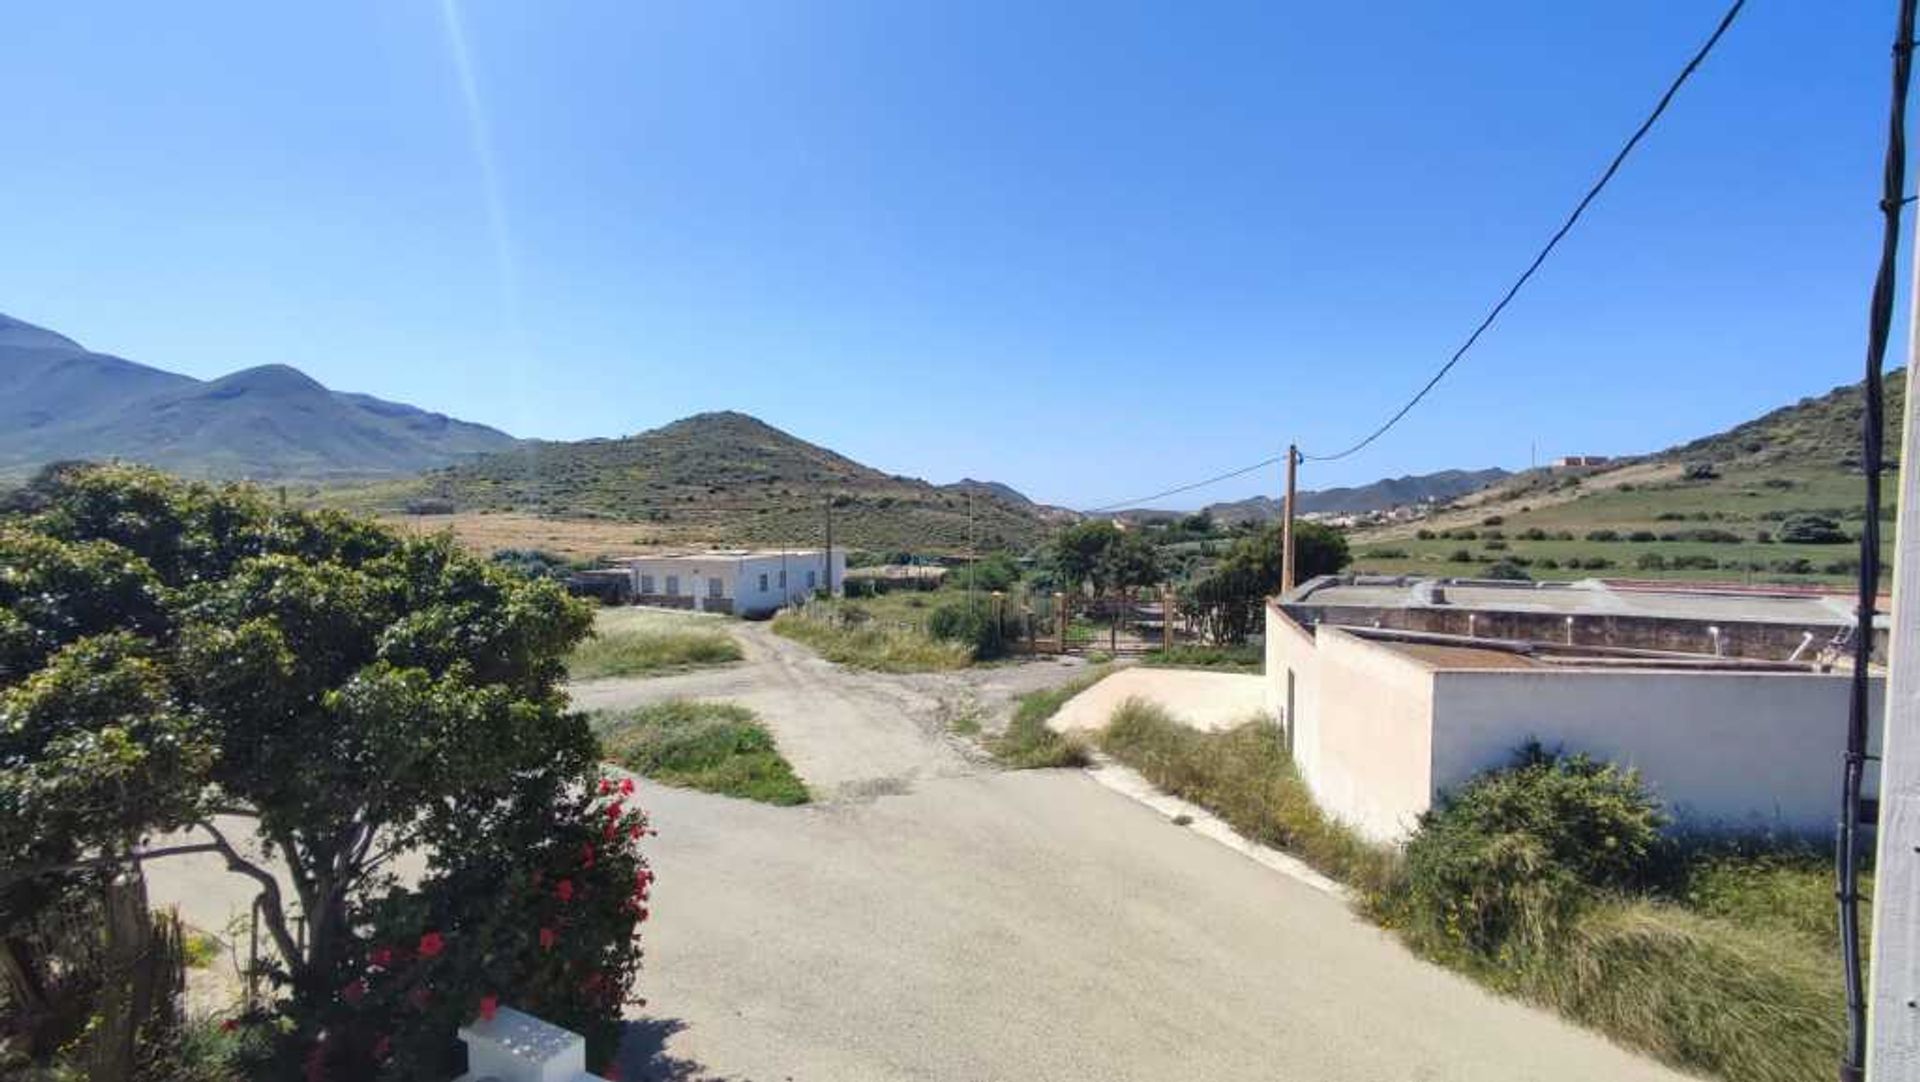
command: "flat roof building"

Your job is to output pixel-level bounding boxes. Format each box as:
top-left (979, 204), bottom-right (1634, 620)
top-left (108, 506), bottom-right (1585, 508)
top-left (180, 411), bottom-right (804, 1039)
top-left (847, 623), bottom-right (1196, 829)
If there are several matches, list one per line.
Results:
top-left (610, 548), bottom-right (844, 617)
top-left (1269, 575), bottom-right (1885, 842)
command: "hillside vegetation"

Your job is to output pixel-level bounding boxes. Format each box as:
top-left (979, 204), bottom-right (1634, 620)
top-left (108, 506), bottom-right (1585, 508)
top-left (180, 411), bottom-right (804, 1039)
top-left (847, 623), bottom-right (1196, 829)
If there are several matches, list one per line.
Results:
top-left (1350, 370), bottom-right (1903, 586)
top-left (373, 411), bottom-right (1054, 554)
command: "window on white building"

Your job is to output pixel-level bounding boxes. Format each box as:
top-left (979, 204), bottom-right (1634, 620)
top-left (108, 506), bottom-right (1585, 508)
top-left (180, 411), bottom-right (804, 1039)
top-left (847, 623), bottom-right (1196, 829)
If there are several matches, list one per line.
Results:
top-left (806, 570), bottom-right (817, 589)
top-left (640, 574), bottom-right (654, 594)
top-left (778, 569), bottom-right (787, 588)
top-left (708, 577), bottom-right (723, 598)
top-left (758, 573), bottom-right (769, 592)
top-left (666, 575), bottom-right (679, 596)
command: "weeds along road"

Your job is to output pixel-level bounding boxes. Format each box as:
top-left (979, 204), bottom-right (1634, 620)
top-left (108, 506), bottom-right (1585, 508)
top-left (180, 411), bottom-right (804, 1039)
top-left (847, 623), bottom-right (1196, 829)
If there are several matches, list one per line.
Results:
top-left (583, 622), bottom-right (1685, 1082)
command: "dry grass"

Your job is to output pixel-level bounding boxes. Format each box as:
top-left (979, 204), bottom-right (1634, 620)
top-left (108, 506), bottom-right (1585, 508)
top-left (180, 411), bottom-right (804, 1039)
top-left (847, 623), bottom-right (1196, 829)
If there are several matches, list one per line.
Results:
top-left (770, 604), bottom-right (972, 672)
top-left (595, 700), bottom-right (808, 805)
top-left (375, 511), bottom-right (699, 561)
top-left (986, 668), bottom-right (1110, 769)
top-left (566, 609), bottom-right (743, 679)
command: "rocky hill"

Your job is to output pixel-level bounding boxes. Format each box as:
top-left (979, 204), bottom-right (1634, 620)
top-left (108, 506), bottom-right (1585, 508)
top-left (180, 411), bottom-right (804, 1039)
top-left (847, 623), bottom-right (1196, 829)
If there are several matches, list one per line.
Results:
top-left (405, 411), bottom-right (1057, 553)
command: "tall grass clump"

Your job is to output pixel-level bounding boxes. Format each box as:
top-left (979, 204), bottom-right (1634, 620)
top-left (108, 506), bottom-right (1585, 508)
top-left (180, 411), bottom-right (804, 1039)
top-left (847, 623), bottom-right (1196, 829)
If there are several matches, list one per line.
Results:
top-left (1139, 644), bottom-right (1263, 673)
top-left (771, 603), bottom-right (971, 672)
top-left (1388, 744), bottom-right (1846, 1082)
top-left (596, 700), bottom-right (808, 805)
top-left (987, 668), bottom-right (1109, 769)
top-left (1098, 700), bottom-right (1397, 897)
top-left (567, 625), bottom-right (742, 679)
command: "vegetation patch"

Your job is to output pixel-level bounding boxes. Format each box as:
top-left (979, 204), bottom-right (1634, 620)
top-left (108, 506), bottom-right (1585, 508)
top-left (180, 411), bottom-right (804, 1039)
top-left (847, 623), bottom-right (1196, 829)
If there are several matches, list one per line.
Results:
top-left (566, 617), bottom-right (743, 679)
top-left (771, 603), bottom-right (972, 672)
top-left (597, 700), bottom-right (809, 805)
top-left (1139, 644), bottom-right (1263, 673)
top-left (987, 669), bottom-right (1110, 769)
top-left (1098, 701), bottom-right (1397, 894)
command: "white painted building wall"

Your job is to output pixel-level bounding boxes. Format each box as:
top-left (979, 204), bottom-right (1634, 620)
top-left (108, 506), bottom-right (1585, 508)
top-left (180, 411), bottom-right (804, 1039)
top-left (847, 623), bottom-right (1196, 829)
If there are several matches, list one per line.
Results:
top-left (1265, 602), bottom-right (1887, 843)
top-left (618, 550), bottom-right (843, 616)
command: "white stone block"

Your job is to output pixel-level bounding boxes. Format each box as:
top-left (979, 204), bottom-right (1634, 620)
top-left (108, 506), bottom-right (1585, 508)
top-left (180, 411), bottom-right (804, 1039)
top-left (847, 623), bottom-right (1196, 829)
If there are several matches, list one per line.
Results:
top-left (454, 1006), bottom-right (591, 1082)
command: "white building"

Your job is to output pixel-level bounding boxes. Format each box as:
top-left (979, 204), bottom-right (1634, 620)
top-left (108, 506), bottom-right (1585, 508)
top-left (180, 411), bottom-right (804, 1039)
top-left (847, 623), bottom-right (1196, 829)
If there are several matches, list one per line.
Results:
top-left (1269, 576), bottom-right (1886, 843)
top-left (611, 548), bottom-right (844, 617)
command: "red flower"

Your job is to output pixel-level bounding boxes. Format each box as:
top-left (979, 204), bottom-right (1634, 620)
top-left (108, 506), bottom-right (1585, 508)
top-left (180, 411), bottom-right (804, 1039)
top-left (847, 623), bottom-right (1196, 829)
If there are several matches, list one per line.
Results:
top-left (409, 986), bottom-right (432, 1011)
top-left (479, 993), bottom-right (499, 1021)
top-left (599, 778), bottom-right (613, 795)
top-left (220, 1018), bottom-right (239, 1032)
top-left (371, 1035), bottom-right (392, 1061)
top-left (368, 945), bottom-right (394, 969)
top-left (417, 931), bottom-right (445, 959)
top-left (539, 926), bottom-right (557, 951)
top-left (341, 978), bottom-right (366, 1006)
top-left (606, 801), bottom-right (624, 820)
top-left (603, 821), bottom-right (617, 842)
top-left (620, 777), bottom-right (635, 796)
top-left (580, 842), bottom-right (596, 869)
top-left (635, 905), bottom-right (650, 923)
top-left (555, 878), bottom-right (574, 903)
top-left (629, 824), bottom-right (642, 842)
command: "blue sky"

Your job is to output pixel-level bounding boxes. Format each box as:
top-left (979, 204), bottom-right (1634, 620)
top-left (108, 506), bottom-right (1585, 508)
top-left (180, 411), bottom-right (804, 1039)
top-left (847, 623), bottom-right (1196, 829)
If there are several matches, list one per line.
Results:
top-left (0, 2), bottom-right (1902, 508)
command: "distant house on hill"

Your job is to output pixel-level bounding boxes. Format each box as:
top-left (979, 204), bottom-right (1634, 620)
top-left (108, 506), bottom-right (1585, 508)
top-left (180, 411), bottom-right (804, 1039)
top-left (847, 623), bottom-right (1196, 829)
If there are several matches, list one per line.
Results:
top-left (1555, 454), bottom-right (1611, 468)
top-left (609, 548), bottom-right (844, 617)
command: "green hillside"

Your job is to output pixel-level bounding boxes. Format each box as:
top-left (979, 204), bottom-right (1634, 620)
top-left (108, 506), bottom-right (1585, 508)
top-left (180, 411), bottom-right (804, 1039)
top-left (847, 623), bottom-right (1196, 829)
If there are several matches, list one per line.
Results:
top-left (374, 411), bottom-right (1054, 554)
top-left (1350, 370), bottom-right (1904, 586)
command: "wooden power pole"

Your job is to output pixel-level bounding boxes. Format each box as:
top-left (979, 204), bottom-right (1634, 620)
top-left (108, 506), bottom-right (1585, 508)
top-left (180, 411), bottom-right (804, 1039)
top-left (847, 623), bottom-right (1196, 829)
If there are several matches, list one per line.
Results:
top-left (1281, 444), bottom-right (1300, 594)
top-left (823, 499), bottom-right (834, 597)
top-left (1868, 220), bottom-right (1920, 1078)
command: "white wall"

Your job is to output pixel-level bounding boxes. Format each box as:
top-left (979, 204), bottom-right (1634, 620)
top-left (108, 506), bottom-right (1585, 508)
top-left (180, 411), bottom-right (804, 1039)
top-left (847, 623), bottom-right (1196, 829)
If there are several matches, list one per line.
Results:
top-left (627, 551), bottom-right (845, 616)
top-left (1431, 669), bottom-right (1885, 837)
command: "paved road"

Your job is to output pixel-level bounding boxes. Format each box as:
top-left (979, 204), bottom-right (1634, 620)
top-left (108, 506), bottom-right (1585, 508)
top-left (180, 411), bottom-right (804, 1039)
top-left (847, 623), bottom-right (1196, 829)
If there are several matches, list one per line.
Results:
top-left (589, 624), bottom-right (1682, 1082)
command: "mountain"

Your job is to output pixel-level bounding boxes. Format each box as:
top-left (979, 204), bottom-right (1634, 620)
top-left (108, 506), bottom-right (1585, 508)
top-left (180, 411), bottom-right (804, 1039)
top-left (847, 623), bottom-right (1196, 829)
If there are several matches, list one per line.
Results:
top-left (1346, 369), bottom-right (1905, 586)
top-left (947, 478), bottom-right (1034, 506)
top-left (0, 312), bottom-right (518, 480)
top-left (406, 411), bottom-right (1057, 553)
top-left (1190, 467), bottom-right (1512, 523)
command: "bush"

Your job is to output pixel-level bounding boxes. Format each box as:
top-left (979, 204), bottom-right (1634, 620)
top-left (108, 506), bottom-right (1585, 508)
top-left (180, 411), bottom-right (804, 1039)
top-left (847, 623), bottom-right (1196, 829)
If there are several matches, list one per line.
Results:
top-left (1450, 529), bottom-right (1479, 541)
top-left (567, 625), bottom-right (742, 679)
top-left (1483, 560), bottom-right (1531, 581)
top-left (1482, 539), bottom-right (1508, 551)
top-left (1822, 557), bottom-right (1861, 576)
top-left (1780, 514), bottom-right (1849, 545)
top-left (1584, 529), bottom-right (1619, 542)
top-left (1398, 743), bottom-right (1664, 956)
top-left (1416, 528), bottom-right (1437, 540)
top-left (1481, 515), bottom-right (1505, 526)
top-left (1360, 547), bottom-right (1408, 559)
top-left (1656, 511), bottom-right (1688, 521)
top-left (1771, 558), bottom-right (1815, 575)
top-left (990, 671), bottom-right (1104, 769)
top-left (1683, 462), bottom-right (1720, 481)
top-left (1669, 554), bottom-right (1719, 571)
top-left (928, 602), bottom-right (1008, 660)
top-left (1538, 558), bottom-right (1560, 570)
top-left (1447, 548), bottom-right (1474, 563)
top-left (1579, 556), bottom-right (1614, 570)
top-left (1627, 530), bottom-right (1657, 543)
top-left (1754, 529), bottom-right (1772, 544)
top-left (1481, 529), bottom-right (1505, 541)
top-left (1554, 530), bottom-right (1576, 541)
top-left (1519, 527), bottom-right (1549, 541)
top-left (1636, 553), bottom-right (1668, 571)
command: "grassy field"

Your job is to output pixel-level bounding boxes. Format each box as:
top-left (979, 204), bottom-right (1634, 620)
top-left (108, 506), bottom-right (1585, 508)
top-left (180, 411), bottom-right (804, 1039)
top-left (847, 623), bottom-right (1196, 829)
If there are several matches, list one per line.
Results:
top-left (1139, 644), bottom-right (1263, 673)
top-left (595, 699), bottom-right (809, 805)
top-left (566, 608), bottom-right (743, 679)
top-left (1094, 700), bottom-right (1857, 1082)
top-left (771, 601), bottom-right (973, 672)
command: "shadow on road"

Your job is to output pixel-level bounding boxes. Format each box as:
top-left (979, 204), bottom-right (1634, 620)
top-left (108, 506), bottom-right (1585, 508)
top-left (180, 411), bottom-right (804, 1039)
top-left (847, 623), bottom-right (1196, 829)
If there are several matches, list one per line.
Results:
top-left (615, 1016), bottom-right (735, 1081)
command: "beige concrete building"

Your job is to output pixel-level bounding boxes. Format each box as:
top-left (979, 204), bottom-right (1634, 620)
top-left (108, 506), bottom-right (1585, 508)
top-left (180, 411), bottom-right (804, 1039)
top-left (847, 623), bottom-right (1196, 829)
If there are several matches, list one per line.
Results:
top-left (1268, 576), bottom-right (1885, 843)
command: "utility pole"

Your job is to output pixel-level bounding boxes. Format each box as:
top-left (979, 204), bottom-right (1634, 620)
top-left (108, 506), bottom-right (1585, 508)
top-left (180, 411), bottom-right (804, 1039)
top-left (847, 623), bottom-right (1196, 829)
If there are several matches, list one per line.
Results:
top-left (968, 490), bottom-right (976, 614)
top-left (1281, 444), bottom-right (1300, 594)
top-left (1868, 138), bottom-right (1920, 1080)
top-left (823, 498), bottom-right (834, 598)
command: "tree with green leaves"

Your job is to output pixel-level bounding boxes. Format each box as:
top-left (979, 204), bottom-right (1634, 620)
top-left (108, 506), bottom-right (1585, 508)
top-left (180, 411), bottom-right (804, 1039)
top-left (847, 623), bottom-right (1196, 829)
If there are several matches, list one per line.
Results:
top-left (1048, 520), bottom-right (1162, 594)
top-left (0, 464), bottom-right (650, 1079)
top-left (1184, 521), bottom-right (1349, 643)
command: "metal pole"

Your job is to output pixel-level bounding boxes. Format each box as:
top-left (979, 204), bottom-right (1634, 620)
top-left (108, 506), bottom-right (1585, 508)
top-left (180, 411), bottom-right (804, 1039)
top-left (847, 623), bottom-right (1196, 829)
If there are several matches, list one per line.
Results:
top-left (1281, 444), bottom-right (1300, 594)
top-left (824, 499), bottom-right (834, 598)
top-left (1868, 70), bottom-right (1920, 1070)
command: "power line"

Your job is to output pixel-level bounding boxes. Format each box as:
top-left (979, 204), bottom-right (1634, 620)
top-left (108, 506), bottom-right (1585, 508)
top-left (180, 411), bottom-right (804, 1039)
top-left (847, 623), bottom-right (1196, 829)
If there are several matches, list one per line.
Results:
top-left (1301, 0), bottom-right (1747, 464)
top-left (1082, 455), bottom-right (1283, 515)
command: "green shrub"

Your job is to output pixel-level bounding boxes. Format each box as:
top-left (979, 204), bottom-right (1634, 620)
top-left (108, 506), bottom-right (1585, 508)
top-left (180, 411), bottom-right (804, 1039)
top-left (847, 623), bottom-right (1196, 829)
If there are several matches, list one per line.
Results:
top-left (1416, 528), bottom-right (1437, 540)
top-left (1771, 557), bottom-right (1815, 575)
top-left (1780, 514), bottom-right (1849, 544)
top-left (1447, 548), bottom-right (1474, 563)
top-left (1481, 515), bottom-right (1505, 526)
top-left (1669, 554), bottom-right (1719, 571)
top-left (1636, 553), bottom-right (1668, 572)
top-left (1482, 539), bottom-right (1509, 551)
top-left (1360, 547), bottom-right (1408, 559)
top-left (1398, 743), bottom-right (1664, 956)
top-left (1579, 556), bottom-right (1614, 570)
top-left (1483, 560), bottom-right (1530, 581)
top-left (989, 670), bottom-right (1106, 769)
top-left (1538, 558), bottom-right (1560, 570)
top-left (771, 605), bottom-right (971, 671)
top-left (1627, 530), bottom-right (1657, 543)
top-left (1519, 527), bottom-right (1549, 541)
top-left (1554, 530), bottom-right (1576, 541)
top-left (1584, 529), bottom-right (1619, 542)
